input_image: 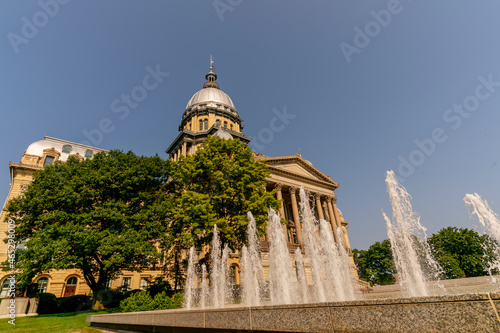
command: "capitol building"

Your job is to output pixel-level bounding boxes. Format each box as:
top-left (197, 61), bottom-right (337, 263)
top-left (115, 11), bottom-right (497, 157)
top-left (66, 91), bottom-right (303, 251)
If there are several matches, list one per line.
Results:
top-left (0, 61), bottom-right (360, 299)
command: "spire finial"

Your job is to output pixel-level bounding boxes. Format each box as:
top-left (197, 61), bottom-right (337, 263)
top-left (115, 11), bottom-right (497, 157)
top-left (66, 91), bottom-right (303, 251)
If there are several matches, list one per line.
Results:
top-left (204, 55), bottom-right (219, 89)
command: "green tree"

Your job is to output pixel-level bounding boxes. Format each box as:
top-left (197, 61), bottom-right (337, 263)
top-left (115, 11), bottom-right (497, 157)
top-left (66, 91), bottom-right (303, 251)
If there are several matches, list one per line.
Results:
top-left (353, 239), bottom-right (395, 286)
top-left (428, 227), bottom-right (499, 278)
top-left (4, 151), bottom-right (170, 307)
top-left (163, 136), bottom-right (281, 290)
top-left (167, 136), bottom-right (280, 249)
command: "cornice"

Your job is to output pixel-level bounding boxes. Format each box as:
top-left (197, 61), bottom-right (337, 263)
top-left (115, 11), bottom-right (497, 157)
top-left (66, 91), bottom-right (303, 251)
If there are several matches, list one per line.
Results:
top-left (9, 162), bottom-right (43, 172)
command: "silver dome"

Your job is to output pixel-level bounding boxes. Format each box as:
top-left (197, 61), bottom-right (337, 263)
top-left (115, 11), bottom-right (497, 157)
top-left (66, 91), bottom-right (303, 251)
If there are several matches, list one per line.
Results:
top-left (186, 87), bottom-right (235, 110)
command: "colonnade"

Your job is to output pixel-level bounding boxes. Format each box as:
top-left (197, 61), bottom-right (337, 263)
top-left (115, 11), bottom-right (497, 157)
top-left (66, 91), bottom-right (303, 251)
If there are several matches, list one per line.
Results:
top-left (272, 183), bottom-right (348, 248)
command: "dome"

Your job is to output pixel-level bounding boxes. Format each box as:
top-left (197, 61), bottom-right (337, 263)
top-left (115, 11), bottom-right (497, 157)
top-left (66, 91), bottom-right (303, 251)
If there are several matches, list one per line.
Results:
top-left (186, 87), bottom-right (235, 110)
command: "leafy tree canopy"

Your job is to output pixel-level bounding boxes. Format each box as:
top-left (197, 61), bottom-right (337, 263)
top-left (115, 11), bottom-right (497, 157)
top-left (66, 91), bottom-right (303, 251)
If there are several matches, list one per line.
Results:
top-left (428, 226), bottom-right (499, 278)
top-left (5, 150), bottom-right (170, 304)
top-left (353, 239), bottom-right (395, 286)
top-left (166, 136), bottom-right (281, 250)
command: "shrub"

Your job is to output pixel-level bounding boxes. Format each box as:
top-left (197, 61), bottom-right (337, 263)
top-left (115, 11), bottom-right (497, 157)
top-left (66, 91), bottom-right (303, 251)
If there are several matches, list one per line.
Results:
top-left (120, 291), bottom-right (183, 312)
top-left (151, 292), bottom-right (183, 310)
top-left (119, 291), bottom-right (154, 312)
top-left (36, 293), bottom-right (59, 314)
top-left (58, 295), bottom-right (92, 312)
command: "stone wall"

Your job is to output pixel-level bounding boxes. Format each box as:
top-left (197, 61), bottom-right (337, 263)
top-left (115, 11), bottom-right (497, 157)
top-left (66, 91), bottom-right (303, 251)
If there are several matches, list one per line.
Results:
top-left (88, 292), bottom-right (500, 332)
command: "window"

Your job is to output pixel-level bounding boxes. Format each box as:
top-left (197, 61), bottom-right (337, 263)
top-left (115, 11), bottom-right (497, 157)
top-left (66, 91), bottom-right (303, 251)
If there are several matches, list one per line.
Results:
top-left (230, 124), bottom-right (233, 130)
top-left (106, 279), bottom-right (112, 289)
top-left (223, 121), bottom-right (227, 128)
top-left (229, 265), bottom-right (237, 284)
top-left (64, 277), bottom-right (78, 297)
top-left (67, 277), bottom-right (77, 286)
top-left (140, 277), bottom-right (148, 291)
top-left (122, 277), bottom-right (131, 290)
top-left (37, 277), bottom-right (49, 293)
top-left (43, 156), bottom-right (55, 166)
top-left (204, 119), bottom-right (208, 130)
top-left (85, 150), bottom-right (93, 158)
top-left (216, 119), bottom-right (221, 126)
top-left (62, 145), bottom-right (72, 153)
top-left (199, 119), bottom-right (203, 131)
top-left (0, 278), bottom-right (10, 298)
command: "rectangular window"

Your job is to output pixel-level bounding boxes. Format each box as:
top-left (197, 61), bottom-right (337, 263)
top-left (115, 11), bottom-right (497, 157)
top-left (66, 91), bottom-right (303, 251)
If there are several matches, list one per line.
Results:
top-left (122, 277), bottom-right (131, 290)
top-left (43, 156), bottom-right (55, 166)
top-left (204, 119), bottom-right (208, 130)
top-left (140, 277), bottom-right (148, 291)
top-left (199, 120), bottom-right (203, 131)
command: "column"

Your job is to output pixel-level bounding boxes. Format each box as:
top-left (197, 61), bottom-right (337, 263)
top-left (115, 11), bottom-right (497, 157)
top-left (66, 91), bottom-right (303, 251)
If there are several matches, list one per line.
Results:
top-left (182, 142), bottom-right (187, 156)
top-left (326, 197), bottom-right (340, 244)
top-left (315, 194), bottom-right (324, 220)
top-left (275, 183), bottom-right (288, 243)
top-left (331, 195), bottom-right (342, 229)
top-left (289, 187), bottom-right (303, 245)
top-left (322, 201), bottom-right (330, 221)
top-left (332, 195), bottom-right (349, 251)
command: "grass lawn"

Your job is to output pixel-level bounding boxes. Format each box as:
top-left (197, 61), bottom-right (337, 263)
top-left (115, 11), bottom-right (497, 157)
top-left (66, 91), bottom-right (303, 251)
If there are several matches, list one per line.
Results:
top-left (0, 310), bottom-right (115, 332)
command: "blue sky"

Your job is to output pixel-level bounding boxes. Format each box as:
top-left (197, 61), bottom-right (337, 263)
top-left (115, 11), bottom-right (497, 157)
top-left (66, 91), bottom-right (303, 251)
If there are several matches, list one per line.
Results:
top-left (1, 1), bottom-right (499, 250)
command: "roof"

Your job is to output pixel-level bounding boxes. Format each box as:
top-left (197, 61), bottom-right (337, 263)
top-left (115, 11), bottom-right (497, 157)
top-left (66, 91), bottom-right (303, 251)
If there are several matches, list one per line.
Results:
top-left (25, 136), bottom-right (107, 162)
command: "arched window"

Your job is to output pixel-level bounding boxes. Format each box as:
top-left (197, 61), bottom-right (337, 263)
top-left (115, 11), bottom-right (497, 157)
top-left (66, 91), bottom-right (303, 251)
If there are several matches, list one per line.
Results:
top-left (64, 277), bottom-right (78, 297)
top-left (62, 145), bottom-right (72, 153)
top-left (37, 277), bottom-right (49, 293)
top-left (216, 119), bottom-right (221, 126)
top-left (199, 120), bottom-right (203, 131)
top-left (85, 150), bottom-right (93, 159)
top-left (230, 124), bottom-right (233, 130)
top-left (223, 121), bottom-right (227, 128)
top-left (0, 278), bottom-right (11, 298)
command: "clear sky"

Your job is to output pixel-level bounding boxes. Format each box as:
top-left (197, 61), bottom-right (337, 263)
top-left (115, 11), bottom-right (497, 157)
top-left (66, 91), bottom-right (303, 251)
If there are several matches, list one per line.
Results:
top-left (1, 1), bottom-right (499, 250)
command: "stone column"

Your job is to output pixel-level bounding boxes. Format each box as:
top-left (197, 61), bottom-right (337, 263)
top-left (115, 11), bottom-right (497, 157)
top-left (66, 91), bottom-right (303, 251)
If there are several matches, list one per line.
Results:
top-left (331, 195), bottom-right (349, 251)
top-left (275, 184), bottom-right (288, 243)
top-left (326, 197), bottom-right (339, 244)
top-left (322, 201), bottom-right (330, 221)
top-left (289, 187), bottom-right (303, 245)
top-left (331, 195), bottom-right (342, 229)
top-left (182, 142), bottom-right (187, 156)
top-left (315, 194), bottom-right (324, 220)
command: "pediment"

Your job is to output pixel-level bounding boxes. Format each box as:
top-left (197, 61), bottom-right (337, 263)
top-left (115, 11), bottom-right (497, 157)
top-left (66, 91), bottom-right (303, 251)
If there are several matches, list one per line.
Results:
top-left (261, 155), bottom-right (338, 187)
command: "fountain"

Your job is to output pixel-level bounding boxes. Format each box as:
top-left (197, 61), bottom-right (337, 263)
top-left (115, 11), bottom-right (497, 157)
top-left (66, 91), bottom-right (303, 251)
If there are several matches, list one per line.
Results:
top-left (267, 208), bottom-right (297, 305)
top-left (240, 212), bottom-right (265, 306)
top-left (91, 182), bottom-right (500, 332)
top-left (183, 246), bottom-right (196, 309)
top-left (464, 193), bottom-right (500, 281)
top-left (182, 187), bottom-right (358, 309)
top-left (383, 171), bottom-right (443, 297)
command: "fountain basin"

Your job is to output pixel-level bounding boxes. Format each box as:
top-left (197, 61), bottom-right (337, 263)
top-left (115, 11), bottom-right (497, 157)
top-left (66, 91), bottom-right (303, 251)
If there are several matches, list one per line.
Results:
top-left (88, 292), bottom-right (500, 332)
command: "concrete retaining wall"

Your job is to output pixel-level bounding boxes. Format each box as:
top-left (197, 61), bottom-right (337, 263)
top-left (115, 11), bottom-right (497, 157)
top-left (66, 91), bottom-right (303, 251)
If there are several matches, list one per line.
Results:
top-left (88, 292), bottom-right (500, 332)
